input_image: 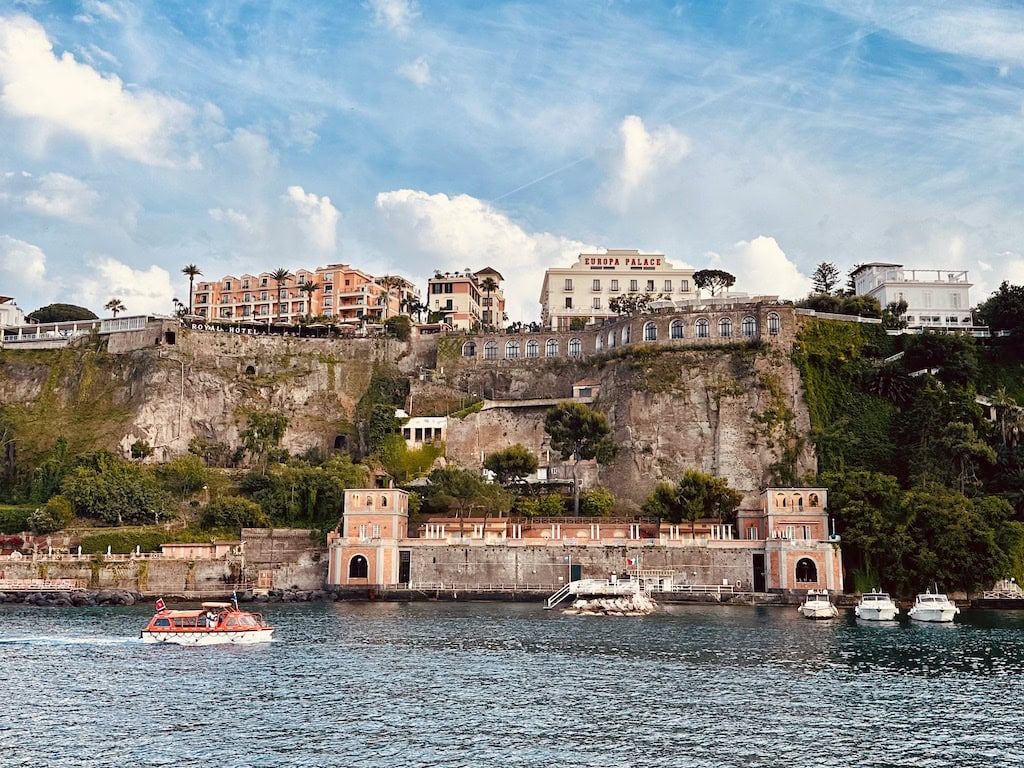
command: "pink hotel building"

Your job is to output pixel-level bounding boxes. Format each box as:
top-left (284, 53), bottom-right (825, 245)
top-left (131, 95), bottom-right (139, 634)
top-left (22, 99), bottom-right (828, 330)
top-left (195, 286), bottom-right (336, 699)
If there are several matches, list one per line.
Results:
top-left (190, 265), bottom-right (418, 324)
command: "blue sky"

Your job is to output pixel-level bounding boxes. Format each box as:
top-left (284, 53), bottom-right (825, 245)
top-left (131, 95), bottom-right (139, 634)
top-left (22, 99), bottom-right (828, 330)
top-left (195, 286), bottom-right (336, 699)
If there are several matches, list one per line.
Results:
top-left (2, 0), bottom-right (1023, 321)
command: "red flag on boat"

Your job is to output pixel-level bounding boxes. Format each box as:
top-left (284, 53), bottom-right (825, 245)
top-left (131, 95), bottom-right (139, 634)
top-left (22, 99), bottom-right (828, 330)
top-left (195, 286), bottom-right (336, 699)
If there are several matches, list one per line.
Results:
top-left (155, 598), bottom-right (166, 611)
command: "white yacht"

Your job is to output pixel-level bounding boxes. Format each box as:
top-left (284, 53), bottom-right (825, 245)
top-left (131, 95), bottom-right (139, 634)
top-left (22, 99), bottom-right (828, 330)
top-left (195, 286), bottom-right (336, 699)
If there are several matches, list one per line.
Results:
top-left (798, 589), bottom-right (839, 619)
top-left (908, 591), bottom-right (959, 623)
top-left (855, 590), bottom-right (899, 621)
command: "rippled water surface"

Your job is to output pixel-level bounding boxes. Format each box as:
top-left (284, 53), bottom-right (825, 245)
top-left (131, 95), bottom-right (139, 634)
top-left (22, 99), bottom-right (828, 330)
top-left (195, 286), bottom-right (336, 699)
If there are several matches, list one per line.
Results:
top-left (2, 601), bottom-right (1024, 767)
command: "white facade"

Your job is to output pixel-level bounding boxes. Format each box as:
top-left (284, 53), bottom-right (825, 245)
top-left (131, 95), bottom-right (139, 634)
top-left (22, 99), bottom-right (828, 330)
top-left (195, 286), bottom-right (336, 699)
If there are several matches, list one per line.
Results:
top-left (401, 416), bottom-right (447, 448)
top-left (539, 250), bottom-right (697, 330)
top-left (0, 297), bottom-right (25, 327)
top-left (852, 263), bottom-right (974, 330)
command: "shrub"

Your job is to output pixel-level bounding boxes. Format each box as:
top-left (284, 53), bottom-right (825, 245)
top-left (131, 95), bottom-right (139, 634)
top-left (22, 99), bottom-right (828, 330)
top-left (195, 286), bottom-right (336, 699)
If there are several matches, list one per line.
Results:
top-left (200, 496), bottom-right (269, 530)
top-left (580, 487), bottom-right (615, 517)
top-left (27, 495), bottom-right (74, 534)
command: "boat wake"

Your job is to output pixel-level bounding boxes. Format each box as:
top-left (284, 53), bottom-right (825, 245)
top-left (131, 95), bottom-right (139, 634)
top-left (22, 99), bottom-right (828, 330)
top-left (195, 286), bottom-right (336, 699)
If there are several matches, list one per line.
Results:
top-left (0, 635), bottom-right (141, 646)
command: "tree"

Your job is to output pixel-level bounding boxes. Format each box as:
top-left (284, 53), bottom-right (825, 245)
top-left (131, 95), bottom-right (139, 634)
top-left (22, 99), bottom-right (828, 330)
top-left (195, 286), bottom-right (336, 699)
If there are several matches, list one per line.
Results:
top-left (384, 315), bottom-right (412, 341)
top-left (27, 304), bottom-right (98, 323)
top-left (61, 455), bottom-right (169, 525)
top-left (640, 469), bottom-right (742, 536)
top-left (693, 269), bottom-right (736, 297)
top-left (158, 454), bottom-right (209, 501)
top-left (544, 402), bottom-right (615, 515)
top-left (580, 487), bottom-right (615, 517)
top-left (609, 293), bottom-right (652, 316)
top-left (299, 280), bottom-right (321, 317)
top-left (181, 264), bottom-right (202, 314)
top-left (200, 496), bottom-right (269, 530)
top-left (27, 495), bottom-right (74, 534)
top-left (478, 276), bottom-right (499, 328)
top-left (881, 300), bottom-right (908, 330)
top-left (938, 422), bottom-right (996, 495)
top-left (270, 268), bottom-right (292, 321)
top-left (484, 444), bottom-right (538, 486)
top-left (976, 281), bottom-right (1024, 340)
top-left (811, 262), bottom-right (841, 294)
top-left (240, 411), bottom-right (289, 474)
top-left (377, 275), bottom-right (405, 324)
top-left (104, 298), bottom-right (126, 317)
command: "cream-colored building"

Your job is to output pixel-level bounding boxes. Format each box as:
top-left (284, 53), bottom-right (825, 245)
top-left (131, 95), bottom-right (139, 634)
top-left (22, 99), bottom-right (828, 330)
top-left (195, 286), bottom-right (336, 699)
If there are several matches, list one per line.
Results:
top-left (427, 267), bottom-right (505, 332)
top-left (539, 250), bottom-right (697, 330)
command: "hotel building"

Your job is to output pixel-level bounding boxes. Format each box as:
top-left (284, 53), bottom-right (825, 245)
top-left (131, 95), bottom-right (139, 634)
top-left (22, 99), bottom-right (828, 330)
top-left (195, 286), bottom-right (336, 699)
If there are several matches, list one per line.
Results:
top-left (539, 250), bottom-right (698, 330)
top-left (426, 267), bottom-right (506, 332)
top-left (191, 265), bottom-right (418, 325)
top-left (851, 263), bottom-right (975, 331)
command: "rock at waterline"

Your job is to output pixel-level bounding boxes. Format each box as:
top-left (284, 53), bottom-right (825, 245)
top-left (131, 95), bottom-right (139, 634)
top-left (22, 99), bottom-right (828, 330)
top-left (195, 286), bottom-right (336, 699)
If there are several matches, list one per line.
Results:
top-left (563, 593), bottom-right (657, 616)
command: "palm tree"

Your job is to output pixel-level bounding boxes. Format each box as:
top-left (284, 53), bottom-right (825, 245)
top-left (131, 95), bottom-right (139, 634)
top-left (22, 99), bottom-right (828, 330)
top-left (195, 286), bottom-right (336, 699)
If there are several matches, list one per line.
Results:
top-left (270, 268), bottom-right (292, 322)
top-left (299, 280), bottom-right (321, 319)
top-left (181, 264), bottom-right (202, 314)
top-left (377, 275), bottom-right (403, 323)
top-left (105, 298), bottom-right (126, 317)
top-left (479, 276), bottom-right (498, 329)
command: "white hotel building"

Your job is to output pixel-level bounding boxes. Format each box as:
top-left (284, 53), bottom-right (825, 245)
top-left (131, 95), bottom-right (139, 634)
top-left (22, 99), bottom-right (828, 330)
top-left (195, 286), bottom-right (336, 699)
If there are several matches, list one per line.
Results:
top-left (851, 263), bottom-right (975, 331)
top-left (539, 250), bottom-right (698, 330)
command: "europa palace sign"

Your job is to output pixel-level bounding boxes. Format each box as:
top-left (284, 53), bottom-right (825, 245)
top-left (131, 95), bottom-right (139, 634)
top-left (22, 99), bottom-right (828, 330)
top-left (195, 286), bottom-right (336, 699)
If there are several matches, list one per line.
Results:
top-left (580, 255), bottom-right (664, 269)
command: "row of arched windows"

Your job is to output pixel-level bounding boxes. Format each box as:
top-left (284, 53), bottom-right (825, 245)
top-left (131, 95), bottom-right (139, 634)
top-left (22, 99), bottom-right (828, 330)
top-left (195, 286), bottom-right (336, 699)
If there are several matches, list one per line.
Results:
top-left (462, 312), bottom-right (782, 358)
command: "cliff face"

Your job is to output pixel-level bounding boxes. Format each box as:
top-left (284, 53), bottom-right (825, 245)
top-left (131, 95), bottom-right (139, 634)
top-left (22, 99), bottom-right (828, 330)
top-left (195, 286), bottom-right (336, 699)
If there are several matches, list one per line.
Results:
top-left (1, 323), bottom-right (814, 507)
top-left (444, 344), bottom-right (815, 507)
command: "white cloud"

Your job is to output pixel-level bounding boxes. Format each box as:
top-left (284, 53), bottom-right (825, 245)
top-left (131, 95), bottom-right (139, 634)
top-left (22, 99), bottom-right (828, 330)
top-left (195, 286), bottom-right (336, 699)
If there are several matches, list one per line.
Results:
top-left (21, 172), bottom-right (100, 222)
top-left (707, 236), bottom-right (812, 302)
top-left (80, 1), bottom-right (123, 24)
top-left (398, 57), bottom-right (431, 87)
top-left (0, 234), bottom-right (47, 285)
top-left (604, 115), bottom-right (691, 211)
top-left (284, 186), bottom-right (339, 252)
top-left (375, 189), bottom-right (592, 321)
top-left (214, 128), bottom-right (278, 177)
top-left (366, 0), bottom-right (418, 35)
top-left (209, 207), bottom-right (261, 238)
top-left (76, 257), bottom-right (174, 315)
top-left (0, 14), bottom-right (192, 166)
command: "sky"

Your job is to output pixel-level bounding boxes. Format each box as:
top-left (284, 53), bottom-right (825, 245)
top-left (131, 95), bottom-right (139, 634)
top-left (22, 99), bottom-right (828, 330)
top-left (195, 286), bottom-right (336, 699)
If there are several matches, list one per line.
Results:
top-left (2, 0), bottom-right (1024, 322)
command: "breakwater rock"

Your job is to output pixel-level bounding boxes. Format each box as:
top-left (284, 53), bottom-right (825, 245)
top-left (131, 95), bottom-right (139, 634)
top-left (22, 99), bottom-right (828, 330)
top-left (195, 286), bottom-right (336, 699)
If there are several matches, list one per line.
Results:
top-left (563, 593), bottom-right (657, 616)
top-left (0, 588), bottom-right (142, 607)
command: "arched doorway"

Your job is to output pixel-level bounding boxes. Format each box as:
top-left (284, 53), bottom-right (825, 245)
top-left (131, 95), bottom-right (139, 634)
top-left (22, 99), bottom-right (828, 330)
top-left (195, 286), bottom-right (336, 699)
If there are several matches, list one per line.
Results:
top-left (349, 555), bottom-right (368, 579)
top-left (795, 558), bottom-right (818, 583)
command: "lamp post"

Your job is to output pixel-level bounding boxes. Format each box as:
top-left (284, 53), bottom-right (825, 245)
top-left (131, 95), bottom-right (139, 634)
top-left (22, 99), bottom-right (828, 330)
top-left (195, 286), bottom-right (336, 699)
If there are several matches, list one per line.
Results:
top-left (566, 553), bottom-right (573, 584)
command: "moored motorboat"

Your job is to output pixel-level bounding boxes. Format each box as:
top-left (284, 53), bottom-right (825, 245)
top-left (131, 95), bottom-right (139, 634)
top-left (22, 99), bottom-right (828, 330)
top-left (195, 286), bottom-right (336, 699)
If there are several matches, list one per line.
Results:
top-left (798, 589), bottom-right (839, 619)
top-left (855, 589), bottom-right (899, 621)
top-left (908, 591), bottom-right (959, 623)
top-left (141, 598), bottom-right (274, 645)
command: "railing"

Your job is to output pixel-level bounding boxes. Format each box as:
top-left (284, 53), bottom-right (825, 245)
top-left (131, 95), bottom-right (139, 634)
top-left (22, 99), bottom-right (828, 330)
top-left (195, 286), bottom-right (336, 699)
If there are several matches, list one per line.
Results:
top-left (399, 582), bottom-right (558, 593)
top-left (545, 578), bottom-right (642, 609)
top-left (0, 579), bottom-right (86, 591)
top-left (663, 583), bottom-right (736, 595)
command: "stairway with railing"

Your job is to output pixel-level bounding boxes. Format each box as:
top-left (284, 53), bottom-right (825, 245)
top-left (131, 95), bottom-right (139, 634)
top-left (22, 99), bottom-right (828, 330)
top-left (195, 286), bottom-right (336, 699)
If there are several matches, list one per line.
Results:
top-left (545, 578), bottom-right (641, 609)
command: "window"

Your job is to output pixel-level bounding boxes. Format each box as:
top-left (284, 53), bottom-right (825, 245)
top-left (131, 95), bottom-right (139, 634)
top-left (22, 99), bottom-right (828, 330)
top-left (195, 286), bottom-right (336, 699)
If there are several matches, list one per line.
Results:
top-left (795, 558), bottom-right (817, 583)
top-left (505, 340), bottom-right (520, 359)
top-left (808, 493), bottom-right (820, 507)
top-left (526, 340), bottom-right (539, 358)
top-left (741, 316), bottom-right (756, 337)
top-left (643, 321), bottom-right (657, 341)
top-left (664, 280), bottom-right (672, 292)
top-left (260, 291), bottom-right (268, 301)
top-left (592, 297), bottom-right (601, 309)
top-left (670, 319), bottom-right (684, 339)
top-left (622, 324), bottom-right (631, 343)
top-left (243, 293), bottom-right (251, 302)
top-left (719, 318), bottom-right (732, 337)
top-left (545, 338), bottom-right (558, 357)
top-left (767, 312), bottom-right (780, 335)
top-left (224, 281), bottom-right (232, 290)
top-left (565, 297), bottom-right (573, 309)
top-left (595, 334), bottom-right (603, 351)
top-left (923, 291), bottom-right (933, 308)
top-left (610, 280), bottom-right (619, 292)
top-left (462, 341), bottom-right (476, 357)
top-left (324, 284), bottom-right (333, 293)
top-left (608, 330), bottom-right (616, 348)
top-left (679, 280), bottom-right (689, 292)
top-left (569, 337), bottom-right (582, 356)
top-left (630, 279), bottom-right (638, 292)
top-left (646, 280), bottom-right (655, 292)
top-left (696, 318), bottom-right (710, 338)
top-left (484, 341), bottom-right (498, 359)
top-left (564, 278), bottom-right (573, 291)
top-left (348, 556), bottom-right (368, 579)
top-left (802, 526), bottom-right (812, 540)
top-left (951, 293), bottom-right (961, 309)
top-left (592, 279), bottom-right (601, 291)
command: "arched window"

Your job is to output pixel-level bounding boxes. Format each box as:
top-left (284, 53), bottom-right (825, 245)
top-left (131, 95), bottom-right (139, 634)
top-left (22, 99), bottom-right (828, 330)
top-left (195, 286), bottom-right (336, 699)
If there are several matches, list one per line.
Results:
top-left (462, 341), bottom-right (476, 357)
top-left (795, 558), bottom-right (818, 583)
top-left (696, 318), bottom-right (710, 338)
top-left (505, 340), bottom-right (520, 359)
top-left (381, 495), bottom-right (388, 507)
top-left (767, 312), bottom-right (781, 335)
top-left (526, 340), bottom-right (539, 358)
top-left (741, 316), bottom-right (756, 337)
top-left (643, 321), bottom-right (657, 341)
top-left (569, 337), bottom-right (582, 356)
top-left (484, 341), bottom-right (498, 359)
top-left (670, 319), bottom-right (684, 339)
top-left (719, 318), bottom-right (732, 337)
top-left (608, 330), bottom-right (616, 349)
top-left (622, 324), bottom-right (631, 344)
top-left (808, 493), bottom-right (820, 507)
top-left (348, 555), bottom-right (368, 579)
top-left (795, 495), bottom-right (804, 509)
top-left (545, 338), bottom-right (559, 357)
top-left (595, 334), bottom-right (603, 351)
top-left (776, 493), bottom-right (787, 508)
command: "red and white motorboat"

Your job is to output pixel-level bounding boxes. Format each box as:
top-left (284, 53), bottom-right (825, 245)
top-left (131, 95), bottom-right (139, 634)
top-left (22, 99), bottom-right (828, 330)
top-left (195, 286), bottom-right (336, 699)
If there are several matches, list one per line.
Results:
top-left (141, 599), bottom-right (274, 645)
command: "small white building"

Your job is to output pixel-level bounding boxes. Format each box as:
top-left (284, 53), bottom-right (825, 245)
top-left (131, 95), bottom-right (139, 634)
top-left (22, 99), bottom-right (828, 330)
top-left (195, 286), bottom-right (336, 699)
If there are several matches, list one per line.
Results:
top-left (401, 416), bottom-right (447, 448)
top-left (851, 263), bottom-right (974, 331)
top-left (0, 297), bottom-right (25, 328)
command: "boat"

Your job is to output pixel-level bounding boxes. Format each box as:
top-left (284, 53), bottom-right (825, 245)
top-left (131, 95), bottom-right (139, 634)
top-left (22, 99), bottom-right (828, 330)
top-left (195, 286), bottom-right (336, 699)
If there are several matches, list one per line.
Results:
top-left (855, 589), bottom-right (899, 621)
top-left (908, 590), bottom-right (959, 623)
top-left (140, 599), bottom-right (274, 645)
top-left (797, 589), bottom-right (839, 619)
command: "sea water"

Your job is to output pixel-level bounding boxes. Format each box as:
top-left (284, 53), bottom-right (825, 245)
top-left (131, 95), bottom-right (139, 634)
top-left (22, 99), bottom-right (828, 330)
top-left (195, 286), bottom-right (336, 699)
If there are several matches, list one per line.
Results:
top-left (1, 601), bottom-right (1023, 767)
